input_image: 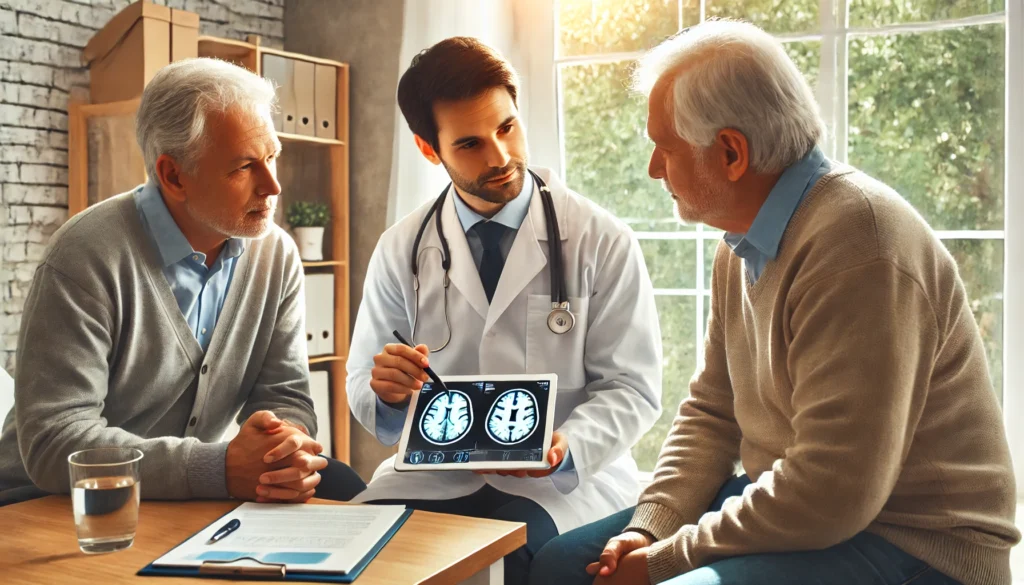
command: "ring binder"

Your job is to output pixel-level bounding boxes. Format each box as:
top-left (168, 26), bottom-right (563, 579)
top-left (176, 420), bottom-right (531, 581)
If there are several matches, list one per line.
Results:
top-left (198, 557), bottom-right (287, 578)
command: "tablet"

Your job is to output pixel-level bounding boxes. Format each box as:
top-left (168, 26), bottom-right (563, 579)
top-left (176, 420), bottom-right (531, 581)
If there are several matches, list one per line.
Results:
top-left (394, 374), bottom-right (557, 472)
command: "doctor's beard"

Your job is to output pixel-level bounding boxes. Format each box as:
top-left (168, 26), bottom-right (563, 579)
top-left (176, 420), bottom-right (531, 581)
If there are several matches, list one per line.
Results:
top-left (442, 158), bottom-right (528, 205)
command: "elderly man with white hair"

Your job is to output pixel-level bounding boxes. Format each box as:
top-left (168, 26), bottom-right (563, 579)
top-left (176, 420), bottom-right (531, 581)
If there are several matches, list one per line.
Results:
top-left (0, 58), bottom-right (364, 505)
top-left (528, 19), bottom-right (1019, 585)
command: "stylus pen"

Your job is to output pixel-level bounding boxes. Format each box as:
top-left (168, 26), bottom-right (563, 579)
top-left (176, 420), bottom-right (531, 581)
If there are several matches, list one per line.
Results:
top-left (392, 330), bottom-right (450, 395)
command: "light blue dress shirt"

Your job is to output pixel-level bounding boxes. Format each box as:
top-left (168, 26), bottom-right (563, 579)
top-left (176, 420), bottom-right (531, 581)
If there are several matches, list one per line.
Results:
top-left (453, 176), bottom-right (532, 269)
top-left (134, 182), bottom-right (245, 352)
top-left (376, 176), bottom-right (578, 491)
top-left (724, 146), bottom-right (831, 284)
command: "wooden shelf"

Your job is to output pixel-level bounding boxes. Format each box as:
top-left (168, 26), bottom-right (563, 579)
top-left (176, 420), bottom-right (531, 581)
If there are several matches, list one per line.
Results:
top-left (197, 38), bottom-right (346, 69)
top-left (198, 35), bottom-right (257, 51)
top-left (302, 260), bottom-right (346, 268)
top-left (309, 355), bottom-right (344, 365)
top-left (277, 132), bottom-right (345, 146)
top-left (261, 46), bottom-right (346, 68)
top-left (67, 99), bottom-right (147, 216)
top-left (75, 98), bottom-right (141, 117)
top-left (197, 36), bottom-right (258, 72)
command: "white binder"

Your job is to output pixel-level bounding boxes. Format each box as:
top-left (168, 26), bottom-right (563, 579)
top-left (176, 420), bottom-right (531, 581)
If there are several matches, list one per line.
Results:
top-left (304, 273), bottom-right (335, 357)
top-left (309, 370), bottom-right (332, 457)
top-left (293, 59), bottom-right (316, 137)
top-left (262, 54), bottom-right (295, 133)
top-left (314, 64), bottom-right (337, 139)
top-left (261, 54), bottom-right (288, 132)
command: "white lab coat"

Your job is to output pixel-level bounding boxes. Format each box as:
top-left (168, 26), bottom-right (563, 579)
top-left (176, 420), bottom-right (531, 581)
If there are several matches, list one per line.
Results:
top-left (347, 167), bottom-right (662, 533)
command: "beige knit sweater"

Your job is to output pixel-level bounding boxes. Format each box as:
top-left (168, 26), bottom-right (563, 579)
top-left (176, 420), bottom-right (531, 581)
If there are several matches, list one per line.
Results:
top-left (627, 166), bottom-right (1020, 584)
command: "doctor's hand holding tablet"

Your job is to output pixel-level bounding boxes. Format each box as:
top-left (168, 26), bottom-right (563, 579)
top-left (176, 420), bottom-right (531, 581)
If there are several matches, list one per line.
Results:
top-left (479, 431), bottom-right (567, 479)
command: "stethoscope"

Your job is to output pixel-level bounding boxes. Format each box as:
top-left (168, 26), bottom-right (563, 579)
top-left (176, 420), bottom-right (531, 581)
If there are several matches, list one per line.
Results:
top-left (410, 169), bottom-right (574, 353)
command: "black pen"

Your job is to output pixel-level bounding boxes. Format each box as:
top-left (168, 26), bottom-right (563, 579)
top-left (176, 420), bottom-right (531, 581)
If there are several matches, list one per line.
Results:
top-left (392, 330), bottom-right (450, 395)
top-left (206, 518), bottom-right (240, 545)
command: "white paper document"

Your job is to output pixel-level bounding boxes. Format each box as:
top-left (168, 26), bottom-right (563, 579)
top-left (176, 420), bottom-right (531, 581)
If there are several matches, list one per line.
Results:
top-left (152, 503), bottom-right (407, 574)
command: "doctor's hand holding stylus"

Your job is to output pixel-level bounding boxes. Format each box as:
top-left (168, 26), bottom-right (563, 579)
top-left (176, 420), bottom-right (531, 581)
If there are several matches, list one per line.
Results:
top-left (370, 337), bottom-right (432, 406)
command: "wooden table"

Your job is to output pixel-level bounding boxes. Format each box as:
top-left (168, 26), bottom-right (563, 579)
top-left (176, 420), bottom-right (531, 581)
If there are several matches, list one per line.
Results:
top-left (0, 496), bottom-right (526, 585)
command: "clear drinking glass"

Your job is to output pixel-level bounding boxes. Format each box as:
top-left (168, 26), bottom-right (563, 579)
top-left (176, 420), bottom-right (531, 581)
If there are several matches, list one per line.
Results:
top-left (68, 448), bottom-right (143, 554)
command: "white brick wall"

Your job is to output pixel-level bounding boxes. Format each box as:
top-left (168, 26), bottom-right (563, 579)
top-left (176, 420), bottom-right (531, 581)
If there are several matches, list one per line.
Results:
top-left (0, 0), bottom-right (285, 371)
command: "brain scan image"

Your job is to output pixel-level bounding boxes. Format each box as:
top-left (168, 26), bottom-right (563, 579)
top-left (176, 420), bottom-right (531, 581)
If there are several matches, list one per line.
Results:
top-left (402, 378), bottom-right (552, 468)
top-left (419, 390), bottom-right (473, 445)
top-left (486, 388), bottom-right (538, 445)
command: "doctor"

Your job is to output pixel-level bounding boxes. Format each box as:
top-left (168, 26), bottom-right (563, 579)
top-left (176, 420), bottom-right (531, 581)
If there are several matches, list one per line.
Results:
top-left (345, 37), bottom-right (662, 584)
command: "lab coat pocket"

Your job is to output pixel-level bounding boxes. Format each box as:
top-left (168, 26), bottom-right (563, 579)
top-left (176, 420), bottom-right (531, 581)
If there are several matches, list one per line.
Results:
top-left (526, 294), bottom-right (589, 391)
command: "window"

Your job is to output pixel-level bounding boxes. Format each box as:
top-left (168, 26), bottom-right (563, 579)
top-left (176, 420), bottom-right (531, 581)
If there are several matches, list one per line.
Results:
top-left (554, 0), bottom-right (1012, 472)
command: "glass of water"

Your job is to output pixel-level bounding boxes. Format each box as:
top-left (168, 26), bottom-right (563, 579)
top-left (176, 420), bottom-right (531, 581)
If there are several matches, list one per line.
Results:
top-left (68, 447), bottom-right (143, 554)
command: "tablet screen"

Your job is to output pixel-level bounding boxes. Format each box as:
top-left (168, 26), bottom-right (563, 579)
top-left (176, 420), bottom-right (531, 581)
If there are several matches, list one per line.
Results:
top-left (400, 378), bottom-right (553, 467)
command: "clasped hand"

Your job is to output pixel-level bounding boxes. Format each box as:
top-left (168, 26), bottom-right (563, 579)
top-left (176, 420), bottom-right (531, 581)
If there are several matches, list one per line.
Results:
top-left (226, 410), bottom-right (327, 503)
top-left (586, 531), bottom-right (653, 585)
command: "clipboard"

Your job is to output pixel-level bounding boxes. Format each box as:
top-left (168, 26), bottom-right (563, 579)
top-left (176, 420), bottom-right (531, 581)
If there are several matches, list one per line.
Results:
top-left (137, 508), bottom-right (412, 582)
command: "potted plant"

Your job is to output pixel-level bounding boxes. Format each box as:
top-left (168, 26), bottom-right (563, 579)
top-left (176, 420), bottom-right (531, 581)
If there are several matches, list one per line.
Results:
top-left (286, 201), bottom-right (330, 261)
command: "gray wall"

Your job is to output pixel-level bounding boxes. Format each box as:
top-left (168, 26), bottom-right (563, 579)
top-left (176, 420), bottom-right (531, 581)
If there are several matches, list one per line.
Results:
top-left (285, 0), bottom-right (404, 481)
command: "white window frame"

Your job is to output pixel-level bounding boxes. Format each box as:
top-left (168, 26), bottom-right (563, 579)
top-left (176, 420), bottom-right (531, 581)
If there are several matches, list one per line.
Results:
top-left (1003, 0), bottom-right (1023, 497)
top-left (540, 0), bottom-right (1023, 488)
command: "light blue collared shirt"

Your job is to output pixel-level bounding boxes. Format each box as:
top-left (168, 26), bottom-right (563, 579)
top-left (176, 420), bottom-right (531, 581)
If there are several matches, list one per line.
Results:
top-left (376, 174), bottom-right (578, 492)
top-left (134, 182), bottom-right (245, 352)
top-left (453, 175), bottom-right (533, 269)
top-left (724, 147), bottom-right (831, 284)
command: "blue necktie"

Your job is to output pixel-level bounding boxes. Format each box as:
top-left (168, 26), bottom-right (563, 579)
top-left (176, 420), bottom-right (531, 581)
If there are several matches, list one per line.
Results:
top-left (472, 221), bottom-right (507, 303)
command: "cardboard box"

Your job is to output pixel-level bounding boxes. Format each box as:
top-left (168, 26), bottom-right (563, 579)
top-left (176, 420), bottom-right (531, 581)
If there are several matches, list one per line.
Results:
top-left (170, 9), bottom-right (199, 62)
top-left (82, 1), bottom-right (200, 104)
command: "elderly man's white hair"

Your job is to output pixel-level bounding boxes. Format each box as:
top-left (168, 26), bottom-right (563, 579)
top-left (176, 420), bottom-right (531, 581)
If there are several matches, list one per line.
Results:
top-left (632, 19), bottom-right (825, 173)
top-left (136, 57), bottom-right (277, 181)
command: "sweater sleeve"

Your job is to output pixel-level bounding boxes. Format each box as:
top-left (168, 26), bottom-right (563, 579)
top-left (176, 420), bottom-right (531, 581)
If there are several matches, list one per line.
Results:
top-left (15, 263), bottom-right (229, 499)
top-left (644, 260), bottom-right (938, 581)
top-left (241, 244), bottom-right (318, 438)
top-left (626, 249), bottom-right (741, 546)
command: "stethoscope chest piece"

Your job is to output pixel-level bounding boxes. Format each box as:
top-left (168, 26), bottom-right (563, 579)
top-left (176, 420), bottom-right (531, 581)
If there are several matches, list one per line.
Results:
top-left (547, 302), bottom-right (575, 334)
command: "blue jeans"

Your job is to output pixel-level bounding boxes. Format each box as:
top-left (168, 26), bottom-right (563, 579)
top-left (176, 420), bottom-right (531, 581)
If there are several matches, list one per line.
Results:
top-left (529, 476), bottom-right (964, 585)
top-left (319, 458), bottom-right (557, 585)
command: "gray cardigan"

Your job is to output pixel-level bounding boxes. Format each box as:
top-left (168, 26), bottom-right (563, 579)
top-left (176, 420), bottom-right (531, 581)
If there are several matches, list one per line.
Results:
top-left (0, 192), bottom-right (316, 501)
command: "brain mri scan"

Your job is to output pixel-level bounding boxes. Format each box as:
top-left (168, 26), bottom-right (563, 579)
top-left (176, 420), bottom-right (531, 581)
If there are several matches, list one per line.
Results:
top-left (486, 388), bottom-right (538, 445)
top-left (419, 390), bottom-right (473, 445)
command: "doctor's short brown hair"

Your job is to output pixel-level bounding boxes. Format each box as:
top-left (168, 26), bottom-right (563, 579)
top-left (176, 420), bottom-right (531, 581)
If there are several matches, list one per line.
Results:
top-left (397, 36), bottom-right (520, 152)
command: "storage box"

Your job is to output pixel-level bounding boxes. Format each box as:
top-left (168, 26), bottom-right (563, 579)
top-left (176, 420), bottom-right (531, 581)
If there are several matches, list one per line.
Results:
top-left (82, 1), bottom-right (200, 104)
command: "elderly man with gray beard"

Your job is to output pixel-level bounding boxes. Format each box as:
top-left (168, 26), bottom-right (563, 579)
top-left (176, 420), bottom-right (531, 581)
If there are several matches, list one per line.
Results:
top-left (528, 19), bottom-right (1019, 585)
top-left (0, 58), bottom-right (363, 505)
